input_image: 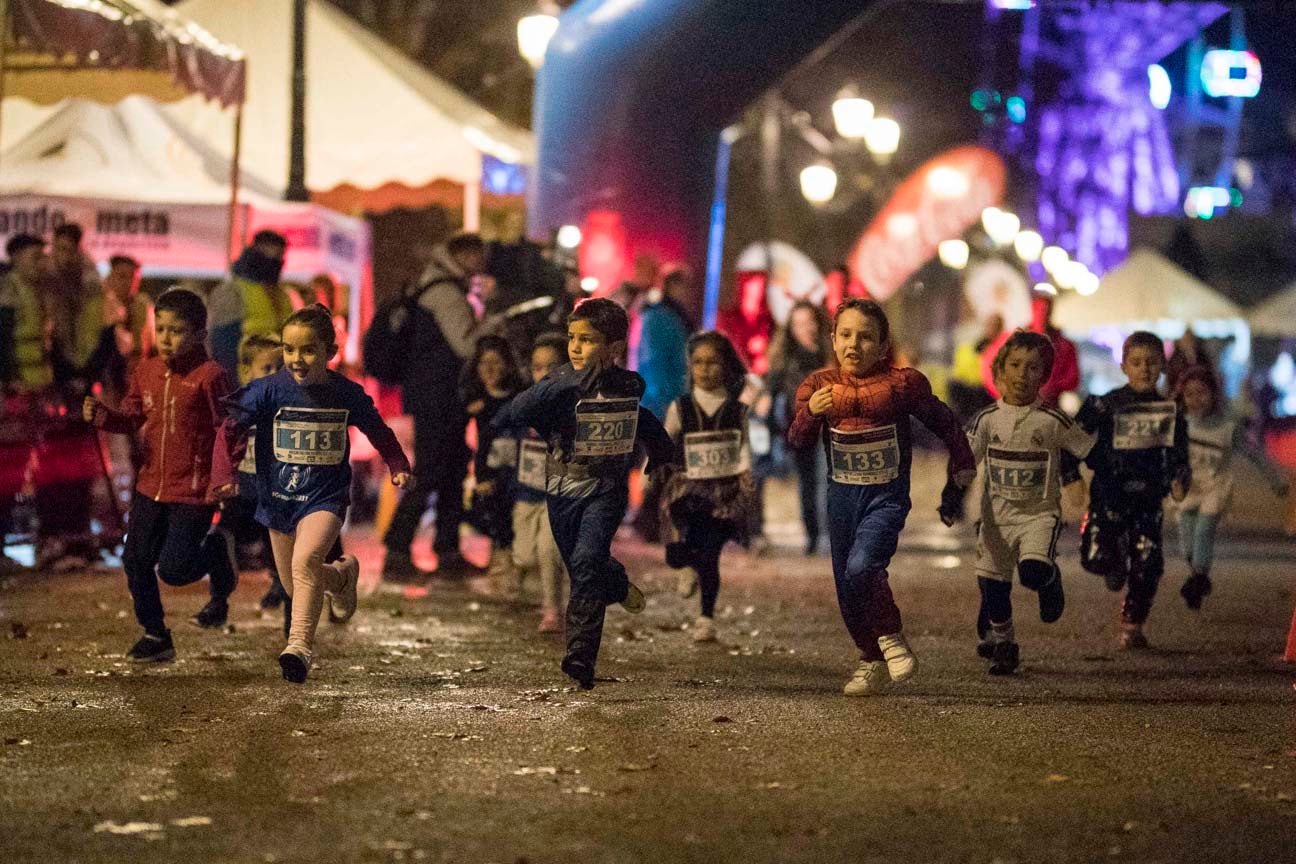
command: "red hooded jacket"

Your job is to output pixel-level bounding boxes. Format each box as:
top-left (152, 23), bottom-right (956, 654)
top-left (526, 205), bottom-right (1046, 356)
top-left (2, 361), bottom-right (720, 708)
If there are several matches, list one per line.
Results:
top-left (91, 350), bottom-right (232, 505)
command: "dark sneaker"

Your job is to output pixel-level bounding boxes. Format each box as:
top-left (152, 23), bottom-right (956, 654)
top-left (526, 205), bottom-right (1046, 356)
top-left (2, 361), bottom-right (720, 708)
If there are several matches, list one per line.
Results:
top-left (126, 632), bottom-right (175, 663)
top-left (382, 552), bottom-right (433, 584)
top-left (1180, 574), bottom-right (1212, 611)
top-left (191, 598), bottom-right (228, 629)
top-left (988, 641), bottom-right (1020, 676)
top-left (1038, 574), bottom-right (1065, 624)
top-left (259, 581), bottom-right (287, 610)
top-left (1119, 623), bottom-right (1150, 650)
top-left (434, 552), bottom-right (486, 578)
top-left (976, 640), bottom-right (996, 659)
top-left (279, 646), bottom-right (310, 683)
top-left (561, 656), bottom-right (595, 690)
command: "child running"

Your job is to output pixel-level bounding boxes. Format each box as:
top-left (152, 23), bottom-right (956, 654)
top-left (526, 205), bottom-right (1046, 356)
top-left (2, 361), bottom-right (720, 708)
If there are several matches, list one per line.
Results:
top-left (463, 335), bottom-right (527, 590)
top-left (1062, 331), bottom-right (1190, 650)
top-left (83, 288), bottom-right (238, 661)
top-left (213, 304), bottom-right (411, 683)
top-left (219, 334), bottom-right (294, 636)
top-left (511, 333), bottom-right (569, 632)
top-left (661, 331), bottom-right (755, 643)
top-left (787, 299), bottom-right (975, 696)
top-left (965, 330), bottom-right (1095, 675)
top-left (1171, 365), bottom-right (1288, 609)
top-left (492, 298), bottom-right (672, 690)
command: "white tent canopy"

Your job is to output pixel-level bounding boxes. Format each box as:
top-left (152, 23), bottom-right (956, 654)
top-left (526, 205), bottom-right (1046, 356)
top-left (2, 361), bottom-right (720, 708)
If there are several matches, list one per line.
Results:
top-left (171, 0), bottom-right (534, 196)
top-left (1247, 283), bottom-right (1296, 337)
top-left (1054, 248), bottom-right (1243, 331)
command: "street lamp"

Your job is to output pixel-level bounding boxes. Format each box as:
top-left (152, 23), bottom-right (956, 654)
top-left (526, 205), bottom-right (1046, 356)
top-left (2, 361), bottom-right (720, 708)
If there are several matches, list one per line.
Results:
top-left (556, 224), bottom-right (582, 249)
top-left (517, 4), bottom-right (560, 70)
top-left (800, 164), bottom-right (838, 204)
top-left (1013, 229), bottom-right (1044, 261)
top-left (832, 92), bottom-right (874, 139)
top-left (938, 239), bottom-right (970, 270)
top-left (864, 117), bottom-right (900, 160)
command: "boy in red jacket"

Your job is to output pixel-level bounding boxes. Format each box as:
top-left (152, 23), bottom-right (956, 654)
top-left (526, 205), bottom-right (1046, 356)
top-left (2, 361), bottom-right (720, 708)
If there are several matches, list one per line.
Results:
top-left (84, 289), bottom-right (237, 662)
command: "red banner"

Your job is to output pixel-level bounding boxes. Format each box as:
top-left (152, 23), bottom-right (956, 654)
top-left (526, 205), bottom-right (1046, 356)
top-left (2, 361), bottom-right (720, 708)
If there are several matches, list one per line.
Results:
top-left (847, 146), bottom-right (1006, 301)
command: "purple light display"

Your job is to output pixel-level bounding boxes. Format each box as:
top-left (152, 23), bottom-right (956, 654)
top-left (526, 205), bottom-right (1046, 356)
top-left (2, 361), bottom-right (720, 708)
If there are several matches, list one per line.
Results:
top-left (1030, 3), bottom-right (1226, 274)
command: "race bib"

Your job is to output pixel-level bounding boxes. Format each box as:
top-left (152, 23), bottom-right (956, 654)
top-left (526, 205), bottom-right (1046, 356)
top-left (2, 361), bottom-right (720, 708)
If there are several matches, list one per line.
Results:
top-left (237, 427), bottom-right (257, 474)
top-left (1189, 439), bottom-right (1223, 476)
top-left (986, 447), bottom-right (1050, 503)
top-left (573, 397), bottom-right (638, 458)
top-left (1113, 402), bottom-right (1176, 451)
top-left (487, 437), bottom-right (518, 469)
top-left (684, 429), bottom-right (744, 480)
top-left (272, 407), bottom-right (349, 466)
top-left (829, 425), bottom-right (901, 485)
top-left (517, 439), bottom-right (548, 491)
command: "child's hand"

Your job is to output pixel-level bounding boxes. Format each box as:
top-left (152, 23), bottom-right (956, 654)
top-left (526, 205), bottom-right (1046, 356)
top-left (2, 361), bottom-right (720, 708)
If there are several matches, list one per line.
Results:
top-left (1170, 479), bottom-right (1188, 502)
top-left (807, 385), bottom-right (834, 416)
top-left (391, 471), bottom-right (412, 489)
top-left (211, 483), bottom-right (237, 501)
top-left (82, 396), bottom-right (100, 423)
top-left (937, 478), bottom-right (965, 527)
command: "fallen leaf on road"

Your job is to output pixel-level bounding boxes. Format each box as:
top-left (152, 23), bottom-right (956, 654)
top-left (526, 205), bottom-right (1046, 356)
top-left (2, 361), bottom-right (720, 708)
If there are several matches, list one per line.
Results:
top-left (513, 766), bottom-right (578, 776)
top-left (52, 668), bottom-right (68, 676)
top-left (617, 762), bottom-right (655, 772)
top-left (170, 817), bottom-right (212, 828)
top-left (1044, 773), bottom-right (1069, 783)
top-left (94, 821), bottom-right (163, 835)
top-left (1122, 821), bottom-right (1138, 832)
top-left (565, 746), bottom-right (588, 753)
top-left (4, 738), bottom-right (31, 746)
top-left (712, 715), bottom-right (733, 723)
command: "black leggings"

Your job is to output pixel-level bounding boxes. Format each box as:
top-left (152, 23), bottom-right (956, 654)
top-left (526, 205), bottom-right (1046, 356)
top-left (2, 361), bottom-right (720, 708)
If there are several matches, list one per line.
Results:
top-left (666, 514), bottom-right (735, 618)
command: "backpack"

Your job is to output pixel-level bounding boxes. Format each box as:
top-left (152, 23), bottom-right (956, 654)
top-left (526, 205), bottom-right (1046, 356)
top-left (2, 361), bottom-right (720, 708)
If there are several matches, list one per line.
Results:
top-left (362, 277), bottom-right (449, 385)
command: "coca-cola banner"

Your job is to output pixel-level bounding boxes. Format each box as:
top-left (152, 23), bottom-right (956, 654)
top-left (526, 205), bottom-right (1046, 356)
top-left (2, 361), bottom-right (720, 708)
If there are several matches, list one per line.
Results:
top-left (847, 146), bottom-right (1006, 301)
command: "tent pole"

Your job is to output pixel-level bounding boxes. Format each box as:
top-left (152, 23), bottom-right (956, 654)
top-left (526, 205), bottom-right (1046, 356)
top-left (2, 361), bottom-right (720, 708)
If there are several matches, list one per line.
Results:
top-left (0, 0), bottom-right (9, 175)
top-left (464, 179), bottom-right (481, 232)
top-left (227, 98), bottom-right (245, 268)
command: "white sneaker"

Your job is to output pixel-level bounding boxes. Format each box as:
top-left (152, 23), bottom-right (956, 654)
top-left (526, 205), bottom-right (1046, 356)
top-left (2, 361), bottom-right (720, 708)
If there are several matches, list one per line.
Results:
top-left (691, 615), bottom-right (717, 642)
top-left (842, 660), bottom-right (890, 696)
top-left (621, 581), bottom-right (646, 614)
top-left (675, 567), bottom-right (699, 598)
top-left (877, 632), bottom-right (917, 682)
top-left (327, 555), bottom-right (361, 624)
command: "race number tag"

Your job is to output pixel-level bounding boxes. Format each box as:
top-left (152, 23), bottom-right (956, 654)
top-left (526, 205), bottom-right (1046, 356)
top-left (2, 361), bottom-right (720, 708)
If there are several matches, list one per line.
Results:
top-left (1113, 402), bottom-right (1176, 450)
top-left (517, 439), bottom-right (549, 491)
top-left (1189, 438), bottom-right (1223, 476)
top-left (986, 447), bottom-right (1050, 503)
top-left (829, 425), bottom-right (901, 485)
top-left (237, 426), bottom-right (257, 474)
top-left (487, 437), bottom-right (519, 469)
top-left (573, 397), bottom-right (638, 458)
top-left (684, 429), bottom-right (744, 480)
top-left (272, 407), bottom-right (349, 466)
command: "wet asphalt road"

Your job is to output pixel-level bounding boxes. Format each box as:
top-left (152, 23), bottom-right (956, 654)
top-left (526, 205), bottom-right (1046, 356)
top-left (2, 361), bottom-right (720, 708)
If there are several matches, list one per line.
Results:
top-left (1, 476), bottom-right (1294, 864)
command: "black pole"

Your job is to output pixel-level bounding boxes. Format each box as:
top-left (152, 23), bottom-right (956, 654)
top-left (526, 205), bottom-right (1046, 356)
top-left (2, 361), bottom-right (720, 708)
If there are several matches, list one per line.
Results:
top-left (285, 0), bottom-right (309, 202)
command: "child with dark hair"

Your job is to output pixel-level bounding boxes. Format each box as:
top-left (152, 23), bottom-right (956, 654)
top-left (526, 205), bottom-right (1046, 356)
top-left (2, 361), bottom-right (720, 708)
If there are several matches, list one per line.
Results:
top-left (787, 298), bottom-right (975, 695)
top-left (462, 334), bottom-right (528, 589)
top-left (512, 333), bottom-right (569, 631)
top-left (213, 304), bottom-right (411, 683)
top-left (661, 331), bottom-right (755, 642)
top-left (1062, 330), bottom-right (1190, 649)
top-left (1171, 365), bottom-right (1288, 609)
top-left (493, 298), bottom-right (673, 689)
top-left (83, 288), bottom-right (239, 661)
top-left (964, 330), bottom-right (1094, 675)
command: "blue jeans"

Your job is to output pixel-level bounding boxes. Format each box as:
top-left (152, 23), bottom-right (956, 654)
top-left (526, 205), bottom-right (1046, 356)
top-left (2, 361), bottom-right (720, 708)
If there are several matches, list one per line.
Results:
top-left (547, 485), bottom-right (631, 672)
top-left (826, 479), bottom-right (911, 660)
top-left (1178, 508), bottom-right (1218, 576)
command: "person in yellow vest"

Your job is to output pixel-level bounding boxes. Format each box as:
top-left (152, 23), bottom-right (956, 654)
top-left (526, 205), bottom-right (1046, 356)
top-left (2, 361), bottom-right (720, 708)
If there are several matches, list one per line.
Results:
top-left (208, 230), bottom-right (293, 381)
top-left (0, 234), bottom-right (53, 392)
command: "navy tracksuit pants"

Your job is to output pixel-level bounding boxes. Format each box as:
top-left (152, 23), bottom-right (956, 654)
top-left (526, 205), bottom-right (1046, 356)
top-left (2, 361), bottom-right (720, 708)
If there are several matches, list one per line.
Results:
top-left (826, 478), bottom-right (910, 662)
top-left (547, 485), bottom-right (631, 672)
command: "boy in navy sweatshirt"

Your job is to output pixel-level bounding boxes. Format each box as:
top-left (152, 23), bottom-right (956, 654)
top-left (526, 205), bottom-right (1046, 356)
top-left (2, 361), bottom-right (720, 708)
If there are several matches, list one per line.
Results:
top-left (494, 299), bottom-right (672, 689)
